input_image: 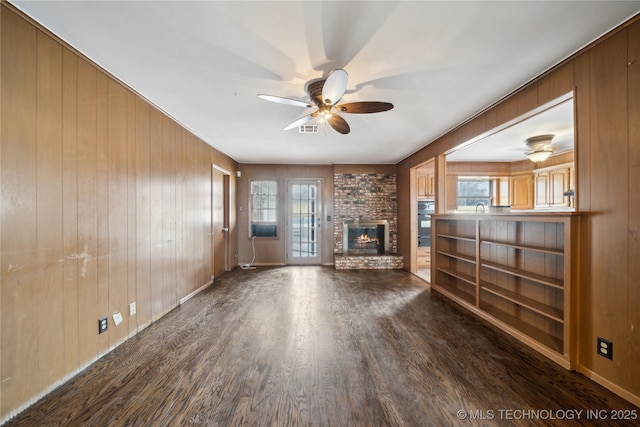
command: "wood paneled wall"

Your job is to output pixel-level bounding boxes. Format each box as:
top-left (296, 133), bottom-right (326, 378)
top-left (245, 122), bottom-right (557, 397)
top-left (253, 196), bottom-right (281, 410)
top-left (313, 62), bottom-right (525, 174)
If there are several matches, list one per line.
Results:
top-left (236, 164), bottom-right (334, 266)
top-left (397, 17), bottom-right (640, 405)
top-left (0, 6), bottom-right (237, 420)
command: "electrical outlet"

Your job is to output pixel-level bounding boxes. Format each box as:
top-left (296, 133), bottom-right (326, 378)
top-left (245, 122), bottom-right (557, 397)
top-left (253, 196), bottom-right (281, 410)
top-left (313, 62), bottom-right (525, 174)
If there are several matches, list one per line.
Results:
top-left (98, 317), bottom-right (108, 334)
top-left (129, 302), bottom-right (136, 316)
top-left (112, 312), bottom-right (123, 326)
top-left (597, 337), bottom-right (613, 360)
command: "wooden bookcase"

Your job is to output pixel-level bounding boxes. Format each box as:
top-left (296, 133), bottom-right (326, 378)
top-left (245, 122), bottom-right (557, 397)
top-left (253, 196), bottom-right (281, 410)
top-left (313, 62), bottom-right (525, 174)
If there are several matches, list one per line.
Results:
top-left (431, 213), bottom-right (579, 369)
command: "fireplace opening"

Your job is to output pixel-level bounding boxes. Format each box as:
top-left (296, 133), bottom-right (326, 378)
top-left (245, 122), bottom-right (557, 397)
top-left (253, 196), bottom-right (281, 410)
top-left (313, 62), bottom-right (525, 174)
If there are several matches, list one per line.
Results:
top-left (343, 220), bottom-right (389, 254)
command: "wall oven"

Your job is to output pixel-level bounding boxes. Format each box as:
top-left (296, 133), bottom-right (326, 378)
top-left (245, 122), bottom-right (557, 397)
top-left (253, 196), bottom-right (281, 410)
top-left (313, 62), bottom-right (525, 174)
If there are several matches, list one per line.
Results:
top-left (417, 200), bottom-right (435, 247)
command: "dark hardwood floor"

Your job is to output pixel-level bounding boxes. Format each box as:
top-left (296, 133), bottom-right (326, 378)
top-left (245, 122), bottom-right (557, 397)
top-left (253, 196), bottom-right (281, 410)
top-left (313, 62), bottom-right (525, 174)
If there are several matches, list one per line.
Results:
top-left (6, 267), bottom-right (638, 426)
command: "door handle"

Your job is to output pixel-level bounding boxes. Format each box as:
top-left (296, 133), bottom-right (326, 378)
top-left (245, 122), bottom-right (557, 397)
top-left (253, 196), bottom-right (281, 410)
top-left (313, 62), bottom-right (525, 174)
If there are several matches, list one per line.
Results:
top-left (222, 227), bottom-right (229, 232)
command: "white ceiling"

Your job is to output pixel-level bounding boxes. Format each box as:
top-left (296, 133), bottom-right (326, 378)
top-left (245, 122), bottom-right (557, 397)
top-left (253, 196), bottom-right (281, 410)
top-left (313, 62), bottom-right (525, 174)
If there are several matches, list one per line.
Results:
top-left (447, 97), bottom-right (575, 162)
top-left (10, 1), bottom-right (640, 165)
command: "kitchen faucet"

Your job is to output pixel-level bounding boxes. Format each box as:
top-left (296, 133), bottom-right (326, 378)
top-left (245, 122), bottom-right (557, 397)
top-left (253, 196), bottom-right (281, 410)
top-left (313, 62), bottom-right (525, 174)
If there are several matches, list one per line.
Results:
top-left (476, 203), bottom-right (485, 213)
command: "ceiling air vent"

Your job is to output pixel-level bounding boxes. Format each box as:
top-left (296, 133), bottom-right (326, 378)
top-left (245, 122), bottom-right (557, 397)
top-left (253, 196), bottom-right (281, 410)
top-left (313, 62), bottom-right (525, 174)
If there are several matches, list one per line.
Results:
top-left (299, 124), bottom-right (319, 133)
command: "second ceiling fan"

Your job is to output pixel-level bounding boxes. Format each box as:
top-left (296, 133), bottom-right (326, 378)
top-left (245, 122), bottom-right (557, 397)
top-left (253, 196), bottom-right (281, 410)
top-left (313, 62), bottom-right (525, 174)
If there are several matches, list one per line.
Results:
top-left (258, 69), bottom-right (393, 134)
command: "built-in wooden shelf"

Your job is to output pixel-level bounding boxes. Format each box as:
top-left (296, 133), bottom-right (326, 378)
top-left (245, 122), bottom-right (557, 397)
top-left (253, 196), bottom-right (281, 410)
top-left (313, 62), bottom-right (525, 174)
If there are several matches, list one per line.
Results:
top-left (480, 282), bottom-right (564, 323)
top-left (432, 276), bottom-right (476, 307)
top-left (480, 260), bottom-right (564, 289)
top-left (437, 266), bottom-right (476, 286)
top-left (480, 304), bottom-right (564, 354)
top-left (437, 233), bottom-right (475, 242)
top-left (436, 250), bottom-right (476, 264)
top-left (431, 213), bottom-right (579, 370)
top-left (481, 239), bottom-right (564, 256)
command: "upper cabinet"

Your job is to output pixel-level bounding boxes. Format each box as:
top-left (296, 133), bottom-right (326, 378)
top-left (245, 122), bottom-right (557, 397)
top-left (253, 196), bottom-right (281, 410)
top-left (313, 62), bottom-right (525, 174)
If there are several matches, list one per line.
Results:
top-left (534, 163), bottom-right (574, 209)
top-left (416, 160), bottom-right (435, 199)
top-left (416, 171), bottom-right (435, 198)
top-left (510, 172), bottom-right (534, 209)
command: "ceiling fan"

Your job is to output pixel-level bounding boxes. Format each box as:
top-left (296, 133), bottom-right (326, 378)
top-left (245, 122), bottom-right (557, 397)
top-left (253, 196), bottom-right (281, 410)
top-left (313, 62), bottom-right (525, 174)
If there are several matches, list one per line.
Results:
top-left (257, 69), bottom-right (394, 134)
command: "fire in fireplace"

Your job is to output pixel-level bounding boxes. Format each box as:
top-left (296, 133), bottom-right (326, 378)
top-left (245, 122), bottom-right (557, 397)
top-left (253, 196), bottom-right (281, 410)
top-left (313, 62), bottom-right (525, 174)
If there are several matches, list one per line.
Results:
top-left (343, 220), bottom-right (389, 254)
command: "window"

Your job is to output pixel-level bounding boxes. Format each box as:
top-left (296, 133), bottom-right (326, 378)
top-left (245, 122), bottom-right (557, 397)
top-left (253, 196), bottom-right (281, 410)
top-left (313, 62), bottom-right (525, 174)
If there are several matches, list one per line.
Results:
top-left (457, 179), bottom-right (492, 209)
top-left (250, 180), bottom-right (277, 237)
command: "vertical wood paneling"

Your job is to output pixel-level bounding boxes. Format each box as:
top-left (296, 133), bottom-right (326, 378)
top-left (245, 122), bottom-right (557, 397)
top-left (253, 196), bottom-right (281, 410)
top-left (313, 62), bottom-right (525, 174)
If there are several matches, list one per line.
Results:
top-left (588, 30), bottom-right (628, 382)
top-left (574, 54), bottom-right (591, 212)
top-left (175, 128), bottom-right (187, 298)
top-left (195, 143), bottom-right (204, 287)
top-left (537, 75), bottom-right (550, 104)
top-left (573, 52), bottom-right (592, 373)
top-left (95, 72), bottom-right (109, 353)
top-left (162, 116), bottom-right (174, 310)
top-left (482, 107), bottom-right (498, 132)
top-left (126, 91), bottom-right (137, 336)
top-left (537, 62), bottom-right (574, 105)
top-left (458, 114), bottom-right (485, 145)
top-left (169, 123), bottom-right (177, 306)
top-left (1, 9), bottom-right (38, 413)
top-left (107, 79), bottom-right (129, 346)
top-left (0, 6), bottom-right (237, 420)
top-left (186, 133), bottom-right (197, 294)
top-left (36, 30), bottom-right (65, 389)
top-left (76, 58), bottom-right (98, 366)
top-left (171, 124), bottom-right (178, 300)
top-left (62, 47), bottom-right (79, 375)
top-left (494, 95), bottom-right (517, 125)
top-left (0, 7), bottom-right (3, 415)
top-left (135, 97), bottom-right (151, 328)
top-left (627, 20), bottom-right (640, 388)
top-left (198, 143), bottom-right (212, 285)
top-left (516, 83), bottom-right (538, 115)
top-left (212, 169), bottom-right (225, 277)
top-left (149, 108), bottom-right (164, 319)
top-left (546, 62), bottom-right (574, 102)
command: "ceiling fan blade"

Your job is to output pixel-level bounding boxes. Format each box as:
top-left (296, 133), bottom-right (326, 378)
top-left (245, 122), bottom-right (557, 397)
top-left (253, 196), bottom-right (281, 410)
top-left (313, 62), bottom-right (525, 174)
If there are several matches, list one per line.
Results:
top-left (257, 94), bottom-right (311, 108)
top-left (283, 112), bottom-right (318, 131)
top-left (336, 101), bottom-right (394, 114)
top-left (321, 69), bottom-right (348, 106)
top-left (327, 114), bottom-right (350, 134)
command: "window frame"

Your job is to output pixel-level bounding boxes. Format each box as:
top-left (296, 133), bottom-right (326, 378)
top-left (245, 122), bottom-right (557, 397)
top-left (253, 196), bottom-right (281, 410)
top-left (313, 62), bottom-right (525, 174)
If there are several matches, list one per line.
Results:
top-left (249, 180), bottom-right (278, 238)
top-left (456, 178), bottom-right (493, 210)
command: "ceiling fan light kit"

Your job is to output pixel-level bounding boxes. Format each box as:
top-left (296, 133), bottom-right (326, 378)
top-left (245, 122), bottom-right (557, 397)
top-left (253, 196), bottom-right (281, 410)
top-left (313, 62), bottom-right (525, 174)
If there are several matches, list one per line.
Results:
top-left (258, 69), bottom-right (394, 135)
top-left (525, 134), bottom-right (555, 162)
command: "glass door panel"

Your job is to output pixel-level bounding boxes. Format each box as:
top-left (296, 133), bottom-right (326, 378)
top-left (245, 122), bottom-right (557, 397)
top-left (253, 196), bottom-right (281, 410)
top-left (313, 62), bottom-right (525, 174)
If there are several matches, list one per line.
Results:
top-left (288, 180), bottom-right (322, 264)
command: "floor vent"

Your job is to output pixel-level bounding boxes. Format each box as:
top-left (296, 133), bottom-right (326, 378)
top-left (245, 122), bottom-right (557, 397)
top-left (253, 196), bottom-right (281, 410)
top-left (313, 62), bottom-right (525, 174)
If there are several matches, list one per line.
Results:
top-left (299, 124), bottom-right (319, 133)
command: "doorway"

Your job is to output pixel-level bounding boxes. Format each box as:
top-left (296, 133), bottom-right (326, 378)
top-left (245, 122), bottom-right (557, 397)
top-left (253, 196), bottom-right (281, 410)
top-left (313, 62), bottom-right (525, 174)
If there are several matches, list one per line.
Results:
top-left (287, 179), bottom-right (323, 265)
top-left (212, 165), bottom-right (230, 278)
top-left (414, 159), bottom-right (435, 282)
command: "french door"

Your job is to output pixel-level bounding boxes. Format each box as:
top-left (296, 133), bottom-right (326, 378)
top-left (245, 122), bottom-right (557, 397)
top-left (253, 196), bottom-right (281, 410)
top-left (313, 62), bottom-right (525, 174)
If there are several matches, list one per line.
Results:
top-left (287, 179), bottom-right (322, 265)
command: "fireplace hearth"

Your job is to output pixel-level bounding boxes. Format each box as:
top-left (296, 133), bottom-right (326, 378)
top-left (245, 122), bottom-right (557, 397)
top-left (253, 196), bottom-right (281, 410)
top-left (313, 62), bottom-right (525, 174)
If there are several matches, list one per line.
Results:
top-left (343, 220), bottom-right (389, 254)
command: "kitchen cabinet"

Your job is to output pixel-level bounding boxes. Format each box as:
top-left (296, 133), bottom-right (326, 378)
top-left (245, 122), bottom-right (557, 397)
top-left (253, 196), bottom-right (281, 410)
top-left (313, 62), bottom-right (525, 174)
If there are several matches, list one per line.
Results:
top-left (534, 172), bottom-right (549, 207)
top-left (417, 172), bottom-right (435, 198)
top-left (431, 213), bottom-right (580, 369)
top-left (417, 246), bottom-right (431, 267)
top-left (510, 173), bottom-right (533, 209)
top-left (534, 163), bottom-right (573, 208)
top-left (445, 175), bottom-right (458, 211)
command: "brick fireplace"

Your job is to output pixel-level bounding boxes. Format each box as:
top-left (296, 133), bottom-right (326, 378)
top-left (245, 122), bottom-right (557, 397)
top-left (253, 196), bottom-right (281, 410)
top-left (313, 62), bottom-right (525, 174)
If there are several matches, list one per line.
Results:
top-left (333, 173), bottom-right (402, 269)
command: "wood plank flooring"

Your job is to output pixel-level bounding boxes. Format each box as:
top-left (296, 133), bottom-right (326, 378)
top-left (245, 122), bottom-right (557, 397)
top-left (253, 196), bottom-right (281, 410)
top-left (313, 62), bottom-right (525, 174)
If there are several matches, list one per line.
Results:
top-left (5, 267), bottom-right (638, 426)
